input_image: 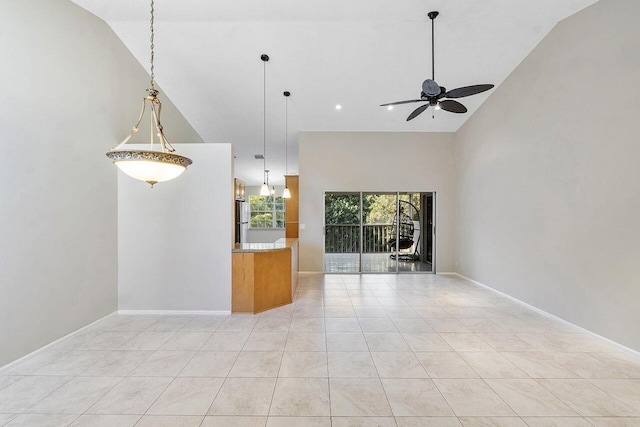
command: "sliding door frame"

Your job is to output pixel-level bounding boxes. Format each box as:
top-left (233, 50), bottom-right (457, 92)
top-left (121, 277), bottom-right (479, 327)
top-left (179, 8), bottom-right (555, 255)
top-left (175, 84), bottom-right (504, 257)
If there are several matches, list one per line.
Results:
top-left (323, 190), bottom-right (437, 274)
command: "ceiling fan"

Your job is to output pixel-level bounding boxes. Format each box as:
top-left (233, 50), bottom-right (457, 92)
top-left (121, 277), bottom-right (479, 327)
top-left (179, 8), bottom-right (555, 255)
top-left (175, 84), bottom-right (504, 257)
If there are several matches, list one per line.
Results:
top-left (381, 11), bottom-right (494, 121)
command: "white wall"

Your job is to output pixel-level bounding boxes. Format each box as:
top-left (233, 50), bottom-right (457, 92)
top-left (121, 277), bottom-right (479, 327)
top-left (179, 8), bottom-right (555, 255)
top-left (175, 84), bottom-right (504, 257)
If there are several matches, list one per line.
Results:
top-left (455, 0), bottom-right (640, 350)
top-left (0, 0), bottom-right (202, 366)
top-left (118, 144), bottom-right (233, 312)
top-left (245, 185), bottom-right (286, 243)
top-left (299, 132), bottom-right (456, 272)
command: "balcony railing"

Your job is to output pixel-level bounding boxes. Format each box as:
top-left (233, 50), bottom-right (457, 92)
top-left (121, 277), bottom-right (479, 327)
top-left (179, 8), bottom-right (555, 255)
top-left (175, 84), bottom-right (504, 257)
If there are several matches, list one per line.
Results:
top-left (325, 224), bottom-right (395, 253)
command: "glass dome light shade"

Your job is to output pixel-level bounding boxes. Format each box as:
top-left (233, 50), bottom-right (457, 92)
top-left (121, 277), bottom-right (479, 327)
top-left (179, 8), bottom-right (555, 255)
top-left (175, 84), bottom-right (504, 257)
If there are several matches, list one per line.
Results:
top-left (260, 183), bottom-right (270, 196)
top-left (282, 187), bottom-right (291, 199)
top-left (106, 150), bottom-right (192, 187)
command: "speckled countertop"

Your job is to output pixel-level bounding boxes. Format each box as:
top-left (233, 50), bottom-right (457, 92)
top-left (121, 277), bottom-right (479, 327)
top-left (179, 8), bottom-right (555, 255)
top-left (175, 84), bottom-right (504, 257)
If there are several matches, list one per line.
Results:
top-left (233, 238), bottom-right (298, 253)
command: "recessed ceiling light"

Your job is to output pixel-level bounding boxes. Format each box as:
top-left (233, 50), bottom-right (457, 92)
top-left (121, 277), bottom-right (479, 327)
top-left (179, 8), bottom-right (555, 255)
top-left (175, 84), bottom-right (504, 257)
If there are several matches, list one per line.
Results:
top-left (387, 105), bottom-right (394, 111)
top-left (335, 104), bottom-right (342, 110)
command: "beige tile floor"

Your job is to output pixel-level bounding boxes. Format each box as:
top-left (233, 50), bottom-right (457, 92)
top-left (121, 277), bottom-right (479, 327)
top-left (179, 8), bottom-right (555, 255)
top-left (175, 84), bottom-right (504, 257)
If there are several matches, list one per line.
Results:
top-left (1, 274), bottom-right (640, 426)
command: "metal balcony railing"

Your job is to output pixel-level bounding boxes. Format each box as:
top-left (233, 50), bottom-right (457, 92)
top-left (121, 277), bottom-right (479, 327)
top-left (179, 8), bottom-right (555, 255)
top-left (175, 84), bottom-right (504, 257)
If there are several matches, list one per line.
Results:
top-left (325, 224), bottom-right (394, 253)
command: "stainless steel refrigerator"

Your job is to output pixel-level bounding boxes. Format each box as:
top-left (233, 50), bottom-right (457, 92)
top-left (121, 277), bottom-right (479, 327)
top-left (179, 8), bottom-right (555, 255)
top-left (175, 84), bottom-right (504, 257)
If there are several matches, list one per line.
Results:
top-left (235, 200), bottom-right (248, 244)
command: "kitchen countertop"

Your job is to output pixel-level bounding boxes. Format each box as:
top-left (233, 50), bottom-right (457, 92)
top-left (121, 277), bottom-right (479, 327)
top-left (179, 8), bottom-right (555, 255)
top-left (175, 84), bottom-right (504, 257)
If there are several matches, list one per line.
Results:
top-left (233, 238), bottom-right (298, 253)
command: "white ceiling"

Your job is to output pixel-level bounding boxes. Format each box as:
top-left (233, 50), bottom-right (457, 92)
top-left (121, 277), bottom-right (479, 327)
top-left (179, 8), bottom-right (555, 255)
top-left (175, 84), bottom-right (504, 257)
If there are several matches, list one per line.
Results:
top-left (73, 0), bottom-right (597, 185)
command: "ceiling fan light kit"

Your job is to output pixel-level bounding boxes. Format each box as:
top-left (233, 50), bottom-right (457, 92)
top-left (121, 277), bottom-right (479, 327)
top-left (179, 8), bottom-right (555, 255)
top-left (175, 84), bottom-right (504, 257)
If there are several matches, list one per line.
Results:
top-left (380, 10), bottom-right (494, 121)
top-left (106, 0), bottom-right (192, 187)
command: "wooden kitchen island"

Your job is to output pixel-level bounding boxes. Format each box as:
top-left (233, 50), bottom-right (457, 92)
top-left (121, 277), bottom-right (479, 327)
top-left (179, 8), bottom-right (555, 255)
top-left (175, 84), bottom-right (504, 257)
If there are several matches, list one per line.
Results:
top-left (232, 238), bottom-right (299, 313)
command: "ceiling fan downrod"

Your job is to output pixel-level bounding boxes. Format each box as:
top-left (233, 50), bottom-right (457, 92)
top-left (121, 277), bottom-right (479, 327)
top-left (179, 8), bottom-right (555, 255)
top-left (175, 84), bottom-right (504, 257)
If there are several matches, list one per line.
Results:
top-left (428, 11), bottom-right (439, 81)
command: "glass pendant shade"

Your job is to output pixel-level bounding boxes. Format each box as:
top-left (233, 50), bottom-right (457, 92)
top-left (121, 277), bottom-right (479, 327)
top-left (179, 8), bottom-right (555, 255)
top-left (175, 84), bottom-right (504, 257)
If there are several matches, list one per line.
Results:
top-left (260, 183), bottom-right (270, 196)
top-left (107, 150), bottom-right (191, 187)
top-left (282, 187), bottom-right (291, 199)
top-left (107, 91), bottom-right (193, 188)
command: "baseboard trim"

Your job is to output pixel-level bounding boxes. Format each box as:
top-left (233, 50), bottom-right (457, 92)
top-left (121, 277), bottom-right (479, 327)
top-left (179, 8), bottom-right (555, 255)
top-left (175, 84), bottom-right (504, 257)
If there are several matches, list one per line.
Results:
top-left (117, 310), bottom-right (231, 316)
top-left (0, 311), bottom-right (118, 374)
top-left (299, 271), bottom-right (442, 275)
top-left (455, 273), bottom-right (640, 357)
top-left (436, 272), bottom-right (457, 275)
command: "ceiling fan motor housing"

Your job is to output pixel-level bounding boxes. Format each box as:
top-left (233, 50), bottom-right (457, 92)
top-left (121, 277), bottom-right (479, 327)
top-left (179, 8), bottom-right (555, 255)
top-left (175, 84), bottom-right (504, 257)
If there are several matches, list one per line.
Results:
top-left (422, 79), bottom-right (441, 97)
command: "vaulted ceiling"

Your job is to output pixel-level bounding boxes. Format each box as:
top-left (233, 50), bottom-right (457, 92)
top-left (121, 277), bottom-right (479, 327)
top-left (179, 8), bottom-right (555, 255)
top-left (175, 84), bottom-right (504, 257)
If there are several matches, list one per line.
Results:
top-left (72, 0), bottom-right (597, 184)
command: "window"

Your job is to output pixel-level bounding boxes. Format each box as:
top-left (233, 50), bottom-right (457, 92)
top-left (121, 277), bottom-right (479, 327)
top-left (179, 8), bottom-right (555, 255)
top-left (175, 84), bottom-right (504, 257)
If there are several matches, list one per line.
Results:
top-left (249, 195), bottom-right (285, 229)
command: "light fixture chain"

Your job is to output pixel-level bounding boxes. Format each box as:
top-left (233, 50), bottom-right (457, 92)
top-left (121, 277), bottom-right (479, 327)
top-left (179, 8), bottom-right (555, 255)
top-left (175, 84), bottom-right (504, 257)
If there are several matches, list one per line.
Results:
top-left (150, 0), bottom-right (155, 88)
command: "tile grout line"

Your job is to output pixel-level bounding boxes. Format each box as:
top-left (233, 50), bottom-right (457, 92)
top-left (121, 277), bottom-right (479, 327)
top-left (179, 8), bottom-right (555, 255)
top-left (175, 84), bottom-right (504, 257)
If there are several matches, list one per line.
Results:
top-left (118, 315), bottom-right (192, 425)
top-left (266, 305), bottom-right (293, 421)
top-left (15, 314), bottom-right (175, 425)
top-left (317, 284), bottom-right (332, 423)
top-left (411, 290), bottom-right (541, 421)
top-left (362, 280), bottom-right (403, 420)
top-left (136, 317), bottom-right (216, 422)
top-left (392, 282), bottom-right (458, 421)
top-left (196, 315), bottom-right (246, 426)
top-left (201, 313), bottom-right (258, 422)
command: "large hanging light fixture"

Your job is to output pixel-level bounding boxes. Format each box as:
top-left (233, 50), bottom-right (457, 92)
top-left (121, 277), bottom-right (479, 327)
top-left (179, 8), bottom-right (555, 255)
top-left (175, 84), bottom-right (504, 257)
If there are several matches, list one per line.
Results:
top-left (282, 91), bottom-right (292, 199)
top-left (259, 54), bottom-right (271, 196)
top-left (106, 0), bottom-right (192, 188)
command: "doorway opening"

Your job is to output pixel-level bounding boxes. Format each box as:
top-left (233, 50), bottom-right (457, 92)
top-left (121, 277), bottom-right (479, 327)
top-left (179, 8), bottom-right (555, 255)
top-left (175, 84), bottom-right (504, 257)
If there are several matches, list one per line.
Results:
top-left (324, 192), bottom-right (435, 273)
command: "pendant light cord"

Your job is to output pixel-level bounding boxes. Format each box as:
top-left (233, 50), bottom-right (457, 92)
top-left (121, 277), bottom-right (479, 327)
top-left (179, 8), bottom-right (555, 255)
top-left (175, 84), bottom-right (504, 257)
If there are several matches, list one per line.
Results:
top-left (150, 0), bottom-right (156, 89)
top-left (263, 57), bottom-right (266, 183)
top-left (285, 95), bottom-right (288, 175)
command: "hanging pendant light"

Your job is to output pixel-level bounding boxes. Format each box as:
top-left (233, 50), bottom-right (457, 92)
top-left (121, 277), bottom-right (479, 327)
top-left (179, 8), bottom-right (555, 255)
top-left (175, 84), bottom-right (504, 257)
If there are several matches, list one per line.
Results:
top-left (264, 170), bottom-right (275, 196)
top-left (282, 91), bottom-right (292, 199)
top-left (260, 180), bottom-right (270, 196)
top-left (259, 168), bottom-right (270, 196)
top-left (106, 0), bottom-right (192, 188)
top-left (259, 54), bottom-right (270, 196)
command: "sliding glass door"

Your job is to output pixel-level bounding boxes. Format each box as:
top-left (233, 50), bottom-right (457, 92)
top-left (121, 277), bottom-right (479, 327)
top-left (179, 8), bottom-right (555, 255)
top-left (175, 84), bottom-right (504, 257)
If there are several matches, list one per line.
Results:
top-left (362, 192), bottom-right (397, 273)
top-left (324, 191), bottom-right (435, 273)
top-left (324, 192), bottom-right (361, 273)
top-left (397, 192), bottom-right (432, 272)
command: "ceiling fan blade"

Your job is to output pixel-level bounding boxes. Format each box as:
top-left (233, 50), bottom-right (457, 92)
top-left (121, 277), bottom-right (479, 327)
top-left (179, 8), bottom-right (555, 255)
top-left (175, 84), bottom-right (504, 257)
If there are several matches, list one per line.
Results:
top-left (439, 100), bottom-right (467, 113)
top-left (406, 104), bottom-right (429, 121)
top-left (444, 84), bottom-right (494, 99)
top-left (380, 99), bottom-right (423, 106)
